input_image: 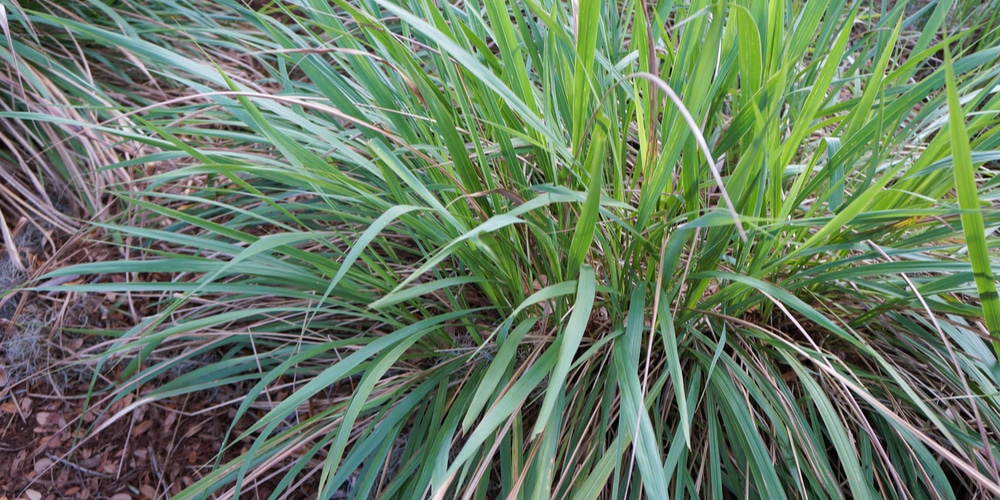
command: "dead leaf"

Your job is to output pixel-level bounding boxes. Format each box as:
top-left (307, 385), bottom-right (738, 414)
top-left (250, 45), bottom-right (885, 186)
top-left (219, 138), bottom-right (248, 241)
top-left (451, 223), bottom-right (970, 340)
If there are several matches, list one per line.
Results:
top-left (140, 485), bottom-right (156, 498)
top-left (32, 458), bottom-right (53, 475)
top-left (162, 410), bottom-right (176, 431)
top-left (13, 449), bottom-right (26, 471)
top-left (68, 337), bottom-right (84, 351)
top-left (132, 419), bottom-right (154, 437)
top-left (36, 434), bottom-right (63, 452)
top-left (35, 412), bottom-right (52, 426)
top-left (36, 411), bottom-right (66, 428)
top-left (79, 453), bottom-right (102, 469)
top-left (25, 491), bottom-right (42, 500)
top-left (109, 494), bottom-right (131, 500)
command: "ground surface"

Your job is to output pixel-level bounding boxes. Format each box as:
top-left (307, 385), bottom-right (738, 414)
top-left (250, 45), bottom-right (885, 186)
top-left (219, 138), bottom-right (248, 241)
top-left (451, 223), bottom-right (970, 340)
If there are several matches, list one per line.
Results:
top-left (0, 229), bottom-right (265, 498)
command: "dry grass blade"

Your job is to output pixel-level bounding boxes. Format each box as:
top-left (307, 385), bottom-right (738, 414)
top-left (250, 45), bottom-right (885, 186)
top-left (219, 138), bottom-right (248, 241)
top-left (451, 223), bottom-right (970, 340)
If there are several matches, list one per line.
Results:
top-left (867, 240), bottom-right (1000, 484)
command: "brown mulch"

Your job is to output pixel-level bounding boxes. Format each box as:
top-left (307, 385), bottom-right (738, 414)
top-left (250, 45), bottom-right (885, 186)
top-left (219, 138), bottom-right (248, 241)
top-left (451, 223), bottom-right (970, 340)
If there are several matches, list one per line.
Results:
top-left (0, 224), bottom-right (262, 499)
top-left (0, 376), bottom-right (225, 499)
top-left (0, 268), bottom-right (229, 498)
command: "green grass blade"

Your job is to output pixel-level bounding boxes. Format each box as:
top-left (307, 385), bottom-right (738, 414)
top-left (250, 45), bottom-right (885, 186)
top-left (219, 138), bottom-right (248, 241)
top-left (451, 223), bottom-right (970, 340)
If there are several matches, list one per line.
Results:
top-left (944, 44), bottom-right (1000, 360)
top-left (532, 265), bottom-right (596, 437)
top-left (567, 124), bottom-right (608, 275)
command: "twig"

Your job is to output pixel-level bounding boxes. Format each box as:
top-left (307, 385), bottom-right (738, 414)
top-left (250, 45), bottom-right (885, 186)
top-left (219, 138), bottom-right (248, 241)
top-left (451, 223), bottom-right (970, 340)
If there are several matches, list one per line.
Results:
top-left (46, 453), bottom-right (113, 478)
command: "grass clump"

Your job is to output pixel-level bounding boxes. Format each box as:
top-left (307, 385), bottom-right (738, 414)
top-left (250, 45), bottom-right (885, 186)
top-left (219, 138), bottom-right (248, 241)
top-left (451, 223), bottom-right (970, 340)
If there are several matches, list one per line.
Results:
top-left (4, 0), bottom-right (1000, 497)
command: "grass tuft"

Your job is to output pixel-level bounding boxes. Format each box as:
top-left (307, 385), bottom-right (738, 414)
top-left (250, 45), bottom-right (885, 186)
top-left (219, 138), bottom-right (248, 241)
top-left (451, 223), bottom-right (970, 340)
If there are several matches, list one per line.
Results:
top-left (4, 0), bottom-right (1000, 497)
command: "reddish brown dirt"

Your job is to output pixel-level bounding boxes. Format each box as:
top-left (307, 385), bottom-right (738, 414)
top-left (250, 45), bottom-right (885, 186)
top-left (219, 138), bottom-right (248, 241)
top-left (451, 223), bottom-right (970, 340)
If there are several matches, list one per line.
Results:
top-left (0, 376), bottom-right (223, 499)
top-left (0, 228), bottom-right (244, 499)
top-left (1, 255), bottom-right (315, 498)
top-left (0, 327), bottom-right (294, 499)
